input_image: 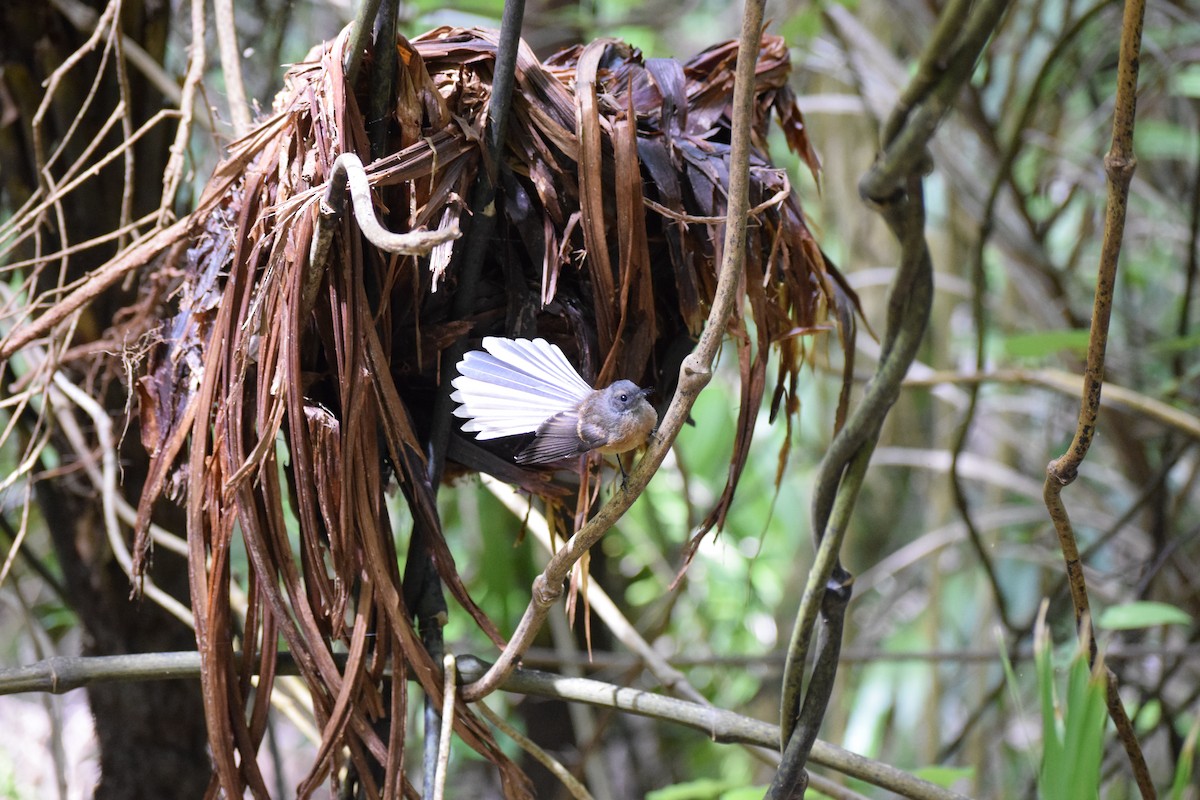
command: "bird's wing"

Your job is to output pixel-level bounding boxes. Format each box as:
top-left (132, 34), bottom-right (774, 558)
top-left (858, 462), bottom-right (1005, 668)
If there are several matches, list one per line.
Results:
top-left (515, 410), bottom-right (608, 463)
top-left (451, 337), bottom-right (594, 439)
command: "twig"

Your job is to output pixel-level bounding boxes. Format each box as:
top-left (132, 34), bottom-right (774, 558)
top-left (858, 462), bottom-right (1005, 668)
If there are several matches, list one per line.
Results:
top-left (111, 10), bottom-right (136, 250)
top-left (159, 0), bottom-right (207, 222)
top-left (0, 110), bottom-right (179, 265)
top-left (0, 650), bottom-right (970, 800)
top-left (1040, 0), bottom-right (1154, 794)
top-left (28, 0), bottom-right (122, 288)
top-left (460, 0), bottom-right (766, 705)
top-left (904, 369), bottom-right (1200, 440)
top-left (342, 0), bottom-right (384, 86)
top-left (0, 215), bottom-right (189, 360)
top-left (326, 153), bottom-right (462, 254)
top-left (48, 0), bottom-right (202, 124)
top-left (432, 654), bottom-right (457, 800)
top-left (466, 658), bottom-right (968, 800)
top-left (304, 152), bottom-right (461, 317)
top-left (0, 283), bottom-right (192, 621)
top-left (947, 0), bottom-right (1112, 640)
top-left (476, 700), bottom-right (595, 800)
top-left (643, 182), bottom-right (790, 224)
top-left (480, 475), bottom-right (707, 705)
top-left (213, 0), bottom-right (252, 138)
top-left (774, 0), bottom-right (1012, 791)
top-left (49, 373), bottom-right (194, 626)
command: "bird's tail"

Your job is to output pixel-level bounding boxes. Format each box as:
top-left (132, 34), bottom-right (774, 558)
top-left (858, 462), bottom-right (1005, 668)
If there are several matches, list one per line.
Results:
top-left (451, 337), bottom-right (593, 440)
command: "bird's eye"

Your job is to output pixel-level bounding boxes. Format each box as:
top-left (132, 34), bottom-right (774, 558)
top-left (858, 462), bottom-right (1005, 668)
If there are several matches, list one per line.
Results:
top-left (619, 393), bottom-right (629, 402)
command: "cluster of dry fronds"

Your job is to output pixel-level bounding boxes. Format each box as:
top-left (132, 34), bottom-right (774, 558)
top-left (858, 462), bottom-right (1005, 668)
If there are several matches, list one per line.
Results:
top-left (4, 20), bottom-right (853, 797)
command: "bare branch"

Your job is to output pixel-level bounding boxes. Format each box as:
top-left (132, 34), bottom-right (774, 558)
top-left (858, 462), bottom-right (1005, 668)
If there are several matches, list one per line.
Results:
top-left (460, 0), bottom-right (768, 703)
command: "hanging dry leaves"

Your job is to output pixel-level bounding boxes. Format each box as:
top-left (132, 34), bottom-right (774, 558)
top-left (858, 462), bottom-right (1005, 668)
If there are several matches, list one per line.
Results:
top-left (130, 24), bottom-right (856, 797)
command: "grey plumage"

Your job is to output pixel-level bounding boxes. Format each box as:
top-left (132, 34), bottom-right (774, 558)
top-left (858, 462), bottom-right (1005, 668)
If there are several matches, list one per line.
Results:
top-left (451, 337), bottom-right (657, 466)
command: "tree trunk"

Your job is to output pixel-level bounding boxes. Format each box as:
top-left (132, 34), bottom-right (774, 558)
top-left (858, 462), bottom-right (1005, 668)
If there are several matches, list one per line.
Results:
top-left (1, 2), bottom-right (211, 795)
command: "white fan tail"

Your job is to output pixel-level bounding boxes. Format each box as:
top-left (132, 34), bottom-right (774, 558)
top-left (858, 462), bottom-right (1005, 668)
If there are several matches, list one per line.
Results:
top-left (451, 337), bottom-right (594, 439)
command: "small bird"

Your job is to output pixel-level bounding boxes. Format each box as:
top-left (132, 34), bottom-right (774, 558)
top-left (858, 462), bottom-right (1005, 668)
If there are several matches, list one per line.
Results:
top-left (451, 337), bottom-right (658, 467)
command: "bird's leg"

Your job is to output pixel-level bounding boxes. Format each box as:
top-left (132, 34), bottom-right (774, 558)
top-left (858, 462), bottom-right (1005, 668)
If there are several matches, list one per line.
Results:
top-left (616, 453), bottom-right (629, 490)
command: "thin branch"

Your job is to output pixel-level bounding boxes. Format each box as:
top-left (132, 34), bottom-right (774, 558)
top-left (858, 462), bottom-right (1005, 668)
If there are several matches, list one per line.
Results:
top-left (343, 0), bottom-right (384, 86)
top-left (644, 181), bottom-right (790, 224)
top-left (432, 654), bottom-right (457, 800)
top-left (213, 0), bottom-right (252, 137)
top-left (476, 701), bottom-right (595, 800)
top-left (48, 0), bottom-right (203, 124)
top-left (775, 0), bottom-right (1012, 791)
top-left (904, 369), bottom-right (1200, 440)
top-left (0, 216), bottom-right (190, 361)
top-left (159, 0), bottom-right (207, 222)
top-left (460, 0), bottom-right (766, 705)
top-left (0, 651), bottom-right (969, 800)
top-left (110, 10), bottom-right (136, 250)
top-left (1040, 0), bottom-right (1154, 794)
top-left (480, 475), bottom-right (708, 705)
top-left (49, 372), bottom-right (194, 626)
top-left (326, 153), bottom-right (462, 255)
top-left (305, 151), bottom-right (463, 316)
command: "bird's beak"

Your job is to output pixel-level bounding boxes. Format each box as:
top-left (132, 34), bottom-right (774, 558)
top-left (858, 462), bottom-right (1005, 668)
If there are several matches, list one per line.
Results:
top-left (639, 387), bottom-right (654, 398)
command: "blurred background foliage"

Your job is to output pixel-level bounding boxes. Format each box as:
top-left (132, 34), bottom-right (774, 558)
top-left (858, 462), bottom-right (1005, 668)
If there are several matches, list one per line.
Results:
top-left (2, 0), bottom-right (1200, 797)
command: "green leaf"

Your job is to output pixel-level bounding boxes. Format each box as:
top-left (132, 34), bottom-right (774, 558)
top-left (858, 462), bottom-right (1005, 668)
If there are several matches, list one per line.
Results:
top-left (1098, 601), bottom-right (1193, 631)
top-left (1134, 699), bottom-right (1162, 734)
top-left (1035, 619), bottom-right (1064, 798)
top-left (999, 329), bottom-right (1090, 359)
top-left (647, 779), bottom-right (735, 800)
top-left (1134, 119), bottom-right (1199, 160)
top-left (911, 766), bottom-right (974, 787)
top-left (1171, 65), bottom-right (1200, 98)
top-left (1169, 716), bottom-right (1199, 800)
top-left (1148, 331), bottom-right (1200, 354)
top-left (718, 787), bottom-right (773, 800)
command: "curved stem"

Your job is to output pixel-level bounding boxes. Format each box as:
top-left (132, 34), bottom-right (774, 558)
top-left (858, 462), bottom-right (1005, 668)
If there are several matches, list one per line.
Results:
top-left (460, 0), bottom-right (766, 703)
top-left (775, 0), bottom-right (1010, 788)
top-left (1040, 0), bottom-right (1153, 795)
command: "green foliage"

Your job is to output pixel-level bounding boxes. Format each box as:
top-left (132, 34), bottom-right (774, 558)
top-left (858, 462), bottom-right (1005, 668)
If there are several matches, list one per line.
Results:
top-left (1171, 64), bottom-right (1200, 98)
top-left (997, 329), bottom-right (1091, 359)
top-left (646, 780), bottom-right (805, 800)
top-left (912, 765), bottom-right (975, 788)
top-left (0, 756), bottom-right (27, 800)
top-left (1133, 120), bottom-right (1199, 161)
top-left (645, 778), bottom-right (742, 800)
top-left (1097, 601), bottom-right (1193, 631)
top-left (718, 787), bottom-right (779, 800)
top-left (1034, 613), bottom-right (1107, 800)
top-left (1169, 715), bottom-right (1199, 800)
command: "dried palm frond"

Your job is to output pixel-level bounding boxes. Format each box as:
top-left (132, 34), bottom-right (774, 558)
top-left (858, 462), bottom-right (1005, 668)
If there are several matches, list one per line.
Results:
top-left (132, 24), bottom-right (855, 797)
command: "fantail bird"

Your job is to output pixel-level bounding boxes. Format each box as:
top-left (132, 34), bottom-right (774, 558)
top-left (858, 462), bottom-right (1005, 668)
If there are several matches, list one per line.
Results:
top-left (450, 337), bottom-right (658, 466)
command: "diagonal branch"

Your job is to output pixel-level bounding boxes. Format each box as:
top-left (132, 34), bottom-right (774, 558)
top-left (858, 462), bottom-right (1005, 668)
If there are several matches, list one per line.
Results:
top-left (773, 0), bottom-right (1011, 793)
top-left (459, 0), bottom-right (767, 703)
top-left (1041, 0), bottom-right (1154, 795)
